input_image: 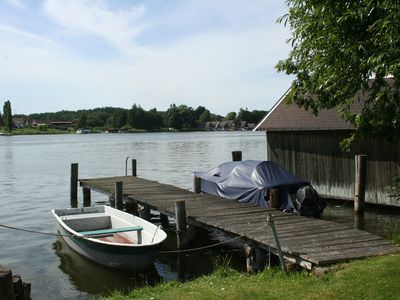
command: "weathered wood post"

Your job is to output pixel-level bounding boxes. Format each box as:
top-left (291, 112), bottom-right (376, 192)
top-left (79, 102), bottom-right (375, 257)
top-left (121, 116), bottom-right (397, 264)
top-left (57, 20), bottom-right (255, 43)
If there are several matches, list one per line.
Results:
top-left (139, 205), bottom-right (151, 220)
top-left (354, 154), bottom-right (367, 214)
top-left (232, 151), bottom-right (242, 161)
top-left (244, 241), bottom-right (267, 274)
top-left (269, 189), bottom-right (279, 209)
top-left (194, 176), bottom-right (201, 193)
top-left (70, 163), bottom-right (78, 207)
top-left (267, 213), bottom-right (285, 272)
top-left (83, 188), bottom-right (91, 207)
top-left (0, 266), bottom-right (14, 300)
top-left (115, 181), bottom-right (123, 210)
top-left (125, 202), bottom-right (138, 215)
top-left (175, 200), bottom-right (187, 249)
top-left (132, 159), bottom-right (137, 177)
top-left (160, 214), bottom-right (169, 228)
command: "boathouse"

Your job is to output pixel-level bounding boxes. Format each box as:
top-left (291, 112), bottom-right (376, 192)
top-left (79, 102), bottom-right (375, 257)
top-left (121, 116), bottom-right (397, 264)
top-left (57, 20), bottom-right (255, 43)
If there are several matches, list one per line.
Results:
top-left (254, 90), bottom-right (400, 207)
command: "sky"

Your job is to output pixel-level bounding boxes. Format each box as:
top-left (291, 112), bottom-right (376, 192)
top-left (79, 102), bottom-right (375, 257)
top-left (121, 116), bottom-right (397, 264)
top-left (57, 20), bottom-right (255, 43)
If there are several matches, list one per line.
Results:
top-left (0, 0), bottom-right (292, 115)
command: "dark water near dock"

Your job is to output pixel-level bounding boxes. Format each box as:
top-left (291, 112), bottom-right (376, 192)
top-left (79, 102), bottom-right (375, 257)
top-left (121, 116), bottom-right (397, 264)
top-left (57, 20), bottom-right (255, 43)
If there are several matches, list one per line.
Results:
top-left (0, 131), bottom-right (399, 299)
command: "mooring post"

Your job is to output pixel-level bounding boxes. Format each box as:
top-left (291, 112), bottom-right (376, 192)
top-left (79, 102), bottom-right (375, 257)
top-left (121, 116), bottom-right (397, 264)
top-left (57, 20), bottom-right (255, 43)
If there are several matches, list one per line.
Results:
top-left (0, 265), bottom-right (14, 300)
top-left (354, 213), bottom-right (365, 230)
top-left (194, 176), bottom-right (201, 193)
top-left (132, 159), bottom-right (137, 177)
top-left (160, 214), bottom-right (169, 228)
top-left (140, 206), bottom-right (151, 220)
top-left (125, 202), bottom-right (138, 215)
top-left (244, 241), bottom-right (267, 274)
top-left (70, 163), bottom-right (78, 207)
top-left (115, 181), bottom-right (123, 210)
top-left (354, 154), bottom-right (367, 214)
top-left (269, 189), bottom-right (279, 209)
top-left (232, 151), bottom-right (242, 161)
top-left (267, 213), bottom-right (285, 272)
top-left (175, 200), bottom-right (187, 249)
top-left (83, 188), bottom-right (91, 207)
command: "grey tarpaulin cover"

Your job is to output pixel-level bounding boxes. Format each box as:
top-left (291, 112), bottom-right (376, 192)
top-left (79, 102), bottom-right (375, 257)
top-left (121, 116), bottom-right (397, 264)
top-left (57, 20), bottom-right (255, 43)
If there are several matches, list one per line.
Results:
top-left (194, 160), bottom-right (309, 207)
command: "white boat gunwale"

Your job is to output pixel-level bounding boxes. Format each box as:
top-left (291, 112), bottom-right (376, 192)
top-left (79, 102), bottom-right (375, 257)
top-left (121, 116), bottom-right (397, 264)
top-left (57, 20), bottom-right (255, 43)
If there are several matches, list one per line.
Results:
top-left (52, 206), bottom-right (166, 248)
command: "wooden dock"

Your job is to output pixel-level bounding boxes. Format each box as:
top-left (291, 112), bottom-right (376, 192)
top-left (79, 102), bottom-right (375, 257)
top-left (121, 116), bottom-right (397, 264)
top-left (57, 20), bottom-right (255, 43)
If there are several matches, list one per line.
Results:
top-left (79, 175), bottom-right (398, 270)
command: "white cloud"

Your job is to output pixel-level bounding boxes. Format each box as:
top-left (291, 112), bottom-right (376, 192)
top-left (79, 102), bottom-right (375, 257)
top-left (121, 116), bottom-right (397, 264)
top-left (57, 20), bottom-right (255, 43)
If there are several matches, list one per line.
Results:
top-left (43, 0), bottom-right (146, 55)
top-left (0, 1), bottom-right (293, 115)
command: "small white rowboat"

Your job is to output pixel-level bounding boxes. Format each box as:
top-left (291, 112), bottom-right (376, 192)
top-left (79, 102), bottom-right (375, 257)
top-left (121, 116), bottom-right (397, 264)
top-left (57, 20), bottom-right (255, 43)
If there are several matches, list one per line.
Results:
top-left (52, 205), bottom-right (167, 271)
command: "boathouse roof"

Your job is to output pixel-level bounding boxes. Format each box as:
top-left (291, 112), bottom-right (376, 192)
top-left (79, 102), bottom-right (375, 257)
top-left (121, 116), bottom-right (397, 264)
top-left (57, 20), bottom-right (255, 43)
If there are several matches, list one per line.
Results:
top-left (254, 89), bottom-right (361, 131)
top-left (255, 78), bottom-right (395, 132)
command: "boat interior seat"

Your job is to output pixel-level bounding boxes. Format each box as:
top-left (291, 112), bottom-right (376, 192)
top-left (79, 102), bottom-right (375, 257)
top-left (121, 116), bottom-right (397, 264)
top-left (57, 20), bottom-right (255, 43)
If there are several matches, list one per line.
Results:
top-left (63, 215), bottom-right (112, 232)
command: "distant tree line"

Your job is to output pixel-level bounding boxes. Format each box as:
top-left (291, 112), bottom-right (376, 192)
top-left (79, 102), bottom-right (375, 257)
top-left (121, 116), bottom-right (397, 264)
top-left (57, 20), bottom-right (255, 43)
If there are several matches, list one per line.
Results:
top-left (2, 101), bottom-right (267, 131)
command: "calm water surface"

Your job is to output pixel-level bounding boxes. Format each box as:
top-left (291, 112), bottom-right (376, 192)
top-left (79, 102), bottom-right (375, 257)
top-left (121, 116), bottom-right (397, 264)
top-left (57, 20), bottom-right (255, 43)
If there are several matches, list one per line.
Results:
top-left (0, 131), bottom-right (399, 299)
top-left (0, 131), bottom-right (267, 299)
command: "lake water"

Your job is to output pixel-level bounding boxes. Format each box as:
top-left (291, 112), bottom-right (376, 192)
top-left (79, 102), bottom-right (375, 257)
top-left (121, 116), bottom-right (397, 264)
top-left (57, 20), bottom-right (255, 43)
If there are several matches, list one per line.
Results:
top-left (0, 131), bottom-right (399, 299)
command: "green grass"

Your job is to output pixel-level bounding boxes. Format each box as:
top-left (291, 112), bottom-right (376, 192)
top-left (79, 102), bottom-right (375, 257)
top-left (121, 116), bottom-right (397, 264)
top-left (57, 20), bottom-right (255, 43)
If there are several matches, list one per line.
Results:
top-left (101, 252), bottom-right (400, 300)
top-left (1, 128), bottom-right (73, 135)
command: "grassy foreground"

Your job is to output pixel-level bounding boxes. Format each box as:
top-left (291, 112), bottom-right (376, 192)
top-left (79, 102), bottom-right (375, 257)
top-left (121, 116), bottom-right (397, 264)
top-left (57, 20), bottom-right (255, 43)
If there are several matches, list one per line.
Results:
top-left (102, 252), bottom-right (400, 300)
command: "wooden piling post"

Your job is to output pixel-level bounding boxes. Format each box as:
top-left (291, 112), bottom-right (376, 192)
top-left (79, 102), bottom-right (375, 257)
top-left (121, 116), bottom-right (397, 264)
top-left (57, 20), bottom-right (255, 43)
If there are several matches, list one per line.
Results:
top-left (269, 189), bottom-right (279, 209)
top-left (83, 188), bottom-right (91, 207)
top-left (244, 242), bottom-right (267, 274)
top-left (354, 155), bottom-right (367, 214)
top-left (125, 202), bottom-right (138, 215)
top-left (194, 176), bottom-right (201, 193)
top-left (115, 181), bottom-right (123, 210)
top-left (140, 206), bottom-right (151, 220)
top-left (0, 266), bottom-right (14, 300)
top-left (132, 159), bottom-right (137, 177)
top-left (160, 214), bottom-right (169, 228)
top-left (267, 213), bottom-right (285, 272)
top-left (175, 200), bottom-right (187, 249)
top-left (70, 163), bottom-right (78, 206)
top-left (232, 151), bottom-right (242, 161)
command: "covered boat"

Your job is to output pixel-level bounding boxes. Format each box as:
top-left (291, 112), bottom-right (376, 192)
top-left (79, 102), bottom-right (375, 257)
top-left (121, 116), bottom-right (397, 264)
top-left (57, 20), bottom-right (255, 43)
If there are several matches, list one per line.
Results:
top-left (52, 205), bottom-right (167, 271)
top-left (195, 160), bottom-right (325, 217)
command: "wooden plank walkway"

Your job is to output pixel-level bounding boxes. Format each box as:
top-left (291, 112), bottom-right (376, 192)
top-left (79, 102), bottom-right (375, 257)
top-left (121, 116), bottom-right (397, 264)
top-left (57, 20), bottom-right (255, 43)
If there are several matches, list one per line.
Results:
top-left (80, 176), bottom-right (398, 269)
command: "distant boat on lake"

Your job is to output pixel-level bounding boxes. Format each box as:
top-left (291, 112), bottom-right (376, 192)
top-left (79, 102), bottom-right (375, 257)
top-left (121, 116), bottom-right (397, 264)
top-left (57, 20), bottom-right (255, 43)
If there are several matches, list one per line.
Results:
top-left (76, 128), bottom-right (91, 134)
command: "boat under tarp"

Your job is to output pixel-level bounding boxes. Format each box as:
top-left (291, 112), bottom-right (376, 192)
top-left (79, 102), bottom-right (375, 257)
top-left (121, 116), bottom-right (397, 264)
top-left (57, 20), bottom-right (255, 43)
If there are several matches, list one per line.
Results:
top-left (194, 160), bottom-right (310, 208)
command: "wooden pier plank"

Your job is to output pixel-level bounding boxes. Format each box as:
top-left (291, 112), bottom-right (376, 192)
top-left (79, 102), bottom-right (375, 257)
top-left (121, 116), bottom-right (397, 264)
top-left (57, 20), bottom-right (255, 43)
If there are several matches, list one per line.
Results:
top-left (79, 176), bottom-right (399, 269)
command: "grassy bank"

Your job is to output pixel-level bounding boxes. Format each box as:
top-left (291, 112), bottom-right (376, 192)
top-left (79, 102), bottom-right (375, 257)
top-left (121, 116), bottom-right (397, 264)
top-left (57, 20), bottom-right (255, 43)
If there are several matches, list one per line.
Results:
top-left (0, 128), bottom-right (73, 135)
top-left (102, 252), bottom-right (400, 300)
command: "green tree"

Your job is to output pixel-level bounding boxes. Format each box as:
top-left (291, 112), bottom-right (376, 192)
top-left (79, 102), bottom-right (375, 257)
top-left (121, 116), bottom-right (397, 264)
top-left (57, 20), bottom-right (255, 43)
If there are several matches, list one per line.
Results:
top-left (128, 104), bottom-right (147, 129)
top-left (78, 113), bottom-right (87, 128)
top-left (0, 111), bottom-right (3, 126)
top-left (165, 104), bottom-right (196, 129)
top-left (193, 106), bottom-right (207, 120)
top-left (225, 112), bottom-right (237, 121)
top-left (237, 108), bottom-right (251, 122)
top-left (276, 0), bottom-right (400, 146)
top-left (3, 100), bottom-right (12, 131)
top-left (199, 109), bottom-right (211, 123)
top-left (112, 109), bottom-right (128, 128)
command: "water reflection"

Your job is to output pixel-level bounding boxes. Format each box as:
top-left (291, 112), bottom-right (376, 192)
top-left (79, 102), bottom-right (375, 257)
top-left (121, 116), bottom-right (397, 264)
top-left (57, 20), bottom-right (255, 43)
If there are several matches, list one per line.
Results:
top-left (322, 201), bottom-right (400, 237)
top-left (53, 236), bottom-right (161, 296)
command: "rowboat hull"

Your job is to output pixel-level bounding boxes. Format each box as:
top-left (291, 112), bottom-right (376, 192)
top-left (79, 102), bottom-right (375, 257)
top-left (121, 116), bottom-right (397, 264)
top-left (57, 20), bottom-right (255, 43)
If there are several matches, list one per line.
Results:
top-left (52, 206), bottom-right (167, 271)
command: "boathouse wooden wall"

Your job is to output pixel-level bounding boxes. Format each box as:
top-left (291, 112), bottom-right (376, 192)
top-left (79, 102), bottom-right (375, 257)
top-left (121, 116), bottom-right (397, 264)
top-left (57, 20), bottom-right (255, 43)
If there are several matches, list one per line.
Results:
top-left (266, 130), bottom-right (400, 207)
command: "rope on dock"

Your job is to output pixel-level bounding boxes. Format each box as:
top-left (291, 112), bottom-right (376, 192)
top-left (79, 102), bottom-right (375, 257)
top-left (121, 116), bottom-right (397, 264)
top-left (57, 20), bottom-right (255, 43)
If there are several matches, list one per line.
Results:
top-left (160, 222), bottom-right (271, 254)
top-left (0, 221), bottom-right (272, 254)
top-left (0, 224), bottom-right (79, 238)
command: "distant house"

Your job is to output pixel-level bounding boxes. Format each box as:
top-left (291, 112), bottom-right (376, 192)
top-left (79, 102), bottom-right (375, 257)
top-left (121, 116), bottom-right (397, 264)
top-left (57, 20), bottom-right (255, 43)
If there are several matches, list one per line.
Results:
top-left (51, 121), bottom-right (73, 129)
top-left (254, 89), bottom-right (400, 207)
top-left (239, 121), bottom-right (248, 130)
top-left (12, 117), bottom-right (26, 128)
top-left (220, 120), bottom-right (235, 131)
top-left (31, 120), bottom-right (50, 127)
top-left (205, 121), bottom-right (220, 131)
